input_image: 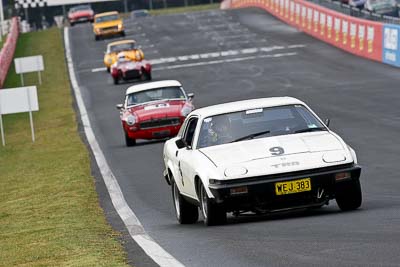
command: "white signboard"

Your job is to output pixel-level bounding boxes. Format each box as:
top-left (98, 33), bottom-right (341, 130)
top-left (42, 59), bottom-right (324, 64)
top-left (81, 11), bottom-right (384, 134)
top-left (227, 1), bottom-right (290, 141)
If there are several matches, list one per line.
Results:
top-left (15, 55), bottom-right (44, 74)
top-left (0, 86), bottom-right (39, 146)
top-left (47, 0), bottom-right (118, 6)
top-left (14, 55), bottom-right (44, 86)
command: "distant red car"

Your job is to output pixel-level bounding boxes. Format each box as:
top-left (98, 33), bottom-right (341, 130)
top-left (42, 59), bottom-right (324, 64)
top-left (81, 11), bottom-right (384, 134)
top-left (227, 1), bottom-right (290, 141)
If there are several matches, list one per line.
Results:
top-left (68, 5), bottom-right (94, 26)
top-left (116, 80), bottom-right (195, 146)
top-left (111, 53), bottom-right (152, 84)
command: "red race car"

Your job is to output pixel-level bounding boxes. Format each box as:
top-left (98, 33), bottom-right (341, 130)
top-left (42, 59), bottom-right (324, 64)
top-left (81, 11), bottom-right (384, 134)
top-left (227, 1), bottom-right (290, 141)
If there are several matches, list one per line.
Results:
top-left (116, 80), bottom-right (195, 146)
top-left (68, 5), bottom-right (94, 26)
top-left (111, 52), bottom-right (152, 84)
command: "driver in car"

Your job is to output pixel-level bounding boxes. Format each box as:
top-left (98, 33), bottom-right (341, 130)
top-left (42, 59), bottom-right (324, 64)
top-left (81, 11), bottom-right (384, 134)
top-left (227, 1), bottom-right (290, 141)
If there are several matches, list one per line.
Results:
top-left (206, 116), bottom-right (233, 146)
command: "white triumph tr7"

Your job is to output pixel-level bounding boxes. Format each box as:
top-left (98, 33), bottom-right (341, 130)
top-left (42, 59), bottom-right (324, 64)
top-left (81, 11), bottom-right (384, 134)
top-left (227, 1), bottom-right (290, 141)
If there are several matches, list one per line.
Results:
top-left (163, 97), bottom-right (362, 226)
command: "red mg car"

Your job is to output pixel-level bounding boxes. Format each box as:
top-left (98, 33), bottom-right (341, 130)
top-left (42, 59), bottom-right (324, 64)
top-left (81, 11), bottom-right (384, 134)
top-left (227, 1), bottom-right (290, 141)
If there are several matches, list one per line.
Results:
top-left (68, 5), bottom-right (95, 26)
top-left (116, 80), bottom-right (195, 146)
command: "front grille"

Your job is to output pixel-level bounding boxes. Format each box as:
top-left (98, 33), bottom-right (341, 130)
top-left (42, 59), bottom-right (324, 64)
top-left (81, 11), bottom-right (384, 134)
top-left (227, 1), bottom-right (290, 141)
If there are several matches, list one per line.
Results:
top-left (140, 117), bottom-right (181, 129)
top-left (101, 26), bottom-right (118, 32)
top-left (124, 70), bottom-right (140, 79)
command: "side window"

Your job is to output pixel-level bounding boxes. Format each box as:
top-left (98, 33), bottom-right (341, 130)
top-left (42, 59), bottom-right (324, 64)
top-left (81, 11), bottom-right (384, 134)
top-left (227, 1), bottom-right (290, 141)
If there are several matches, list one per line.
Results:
top-left (183, 117), bottom-right (198, 148)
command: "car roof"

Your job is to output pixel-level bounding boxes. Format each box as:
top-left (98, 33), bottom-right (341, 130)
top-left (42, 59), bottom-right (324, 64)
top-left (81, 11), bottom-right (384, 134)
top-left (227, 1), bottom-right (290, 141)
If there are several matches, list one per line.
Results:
top-left (191, 97), bottom-right (305, 118)
top-left (108, 40), bottom-right (136, 48)
top-left (95, 11), bottom-right (119, 18)
top-left (125, 80), bottom-right (182, 95)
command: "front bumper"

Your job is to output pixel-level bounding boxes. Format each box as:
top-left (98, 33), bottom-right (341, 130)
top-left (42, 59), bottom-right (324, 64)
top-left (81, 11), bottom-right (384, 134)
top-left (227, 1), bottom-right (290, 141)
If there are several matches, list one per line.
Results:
top-left (95, 27), bottom-right (123, 36)
top-left (126, 124), bottom-right (182, 140)
top-left (208, 164), bottom-right (361, 212)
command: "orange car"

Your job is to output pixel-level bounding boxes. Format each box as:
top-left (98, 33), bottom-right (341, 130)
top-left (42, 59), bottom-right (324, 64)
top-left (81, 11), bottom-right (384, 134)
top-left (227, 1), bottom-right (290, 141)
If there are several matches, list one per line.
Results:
top-left (104, 40), bottom-right (145, 72)
top-left (93, 11), bottom-right (124, 41)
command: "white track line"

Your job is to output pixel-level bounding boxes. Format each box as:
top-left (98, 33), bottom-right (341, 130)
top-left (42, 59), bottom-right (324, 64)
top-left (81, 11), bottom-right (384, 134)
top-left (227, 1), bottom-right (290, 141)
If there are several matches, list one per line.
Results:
top-left (64, 28), bottom-right (184, 267)
top-left (152, 52), bottom-right (298, 71)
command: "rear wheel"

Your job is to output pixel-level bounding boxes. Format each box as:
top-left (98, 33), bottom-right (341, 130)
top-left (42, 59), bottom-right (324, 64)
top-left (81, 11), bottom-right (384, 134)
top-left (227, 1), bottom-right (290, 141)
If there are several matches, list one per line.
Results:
top-left (121, 31), bottom-right (126, 37)
top-left (171, 178), bottom-right (198, 224)
top-left (95, 35), bottom-right (99, 41)
top-left (124, 131), bottom-right (136, 147)
top-left (336, 180), bottom-right (362, 211)
top-left (106, 67), bottom-right (110, 73)
top-left (113, 77), bottom-right (119, 85)
top-left (200, 183), bottom-right (226, 226)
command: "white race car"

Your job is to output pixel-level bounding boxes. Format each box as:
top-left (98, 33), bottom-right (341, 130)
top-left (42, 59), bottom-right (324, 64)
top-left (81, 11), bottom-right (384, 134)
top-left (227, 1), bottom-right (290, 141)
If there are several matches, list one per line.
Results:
top-left (163, 97), bottom-right (362, 226)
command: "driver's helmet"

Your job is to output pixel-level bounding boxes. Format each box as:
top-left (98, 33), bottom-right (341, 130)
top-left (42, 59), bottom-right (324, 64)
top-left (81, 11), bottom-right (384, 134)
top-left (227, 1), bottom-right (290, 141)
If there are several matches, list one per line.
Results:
top-left (212, 115), bottom-right (231, 136)
top-left (117, 52), bottom-right (129, 63)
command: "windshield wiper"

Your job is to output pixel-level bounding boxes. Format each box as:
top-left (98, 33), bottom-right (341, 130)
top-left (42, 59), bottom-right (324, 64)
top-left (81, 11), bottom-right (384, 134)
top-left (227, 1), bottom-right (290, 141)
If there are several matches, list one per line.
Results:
top-left (294, 127), bottom-right (326, 133)
top-left (231, 130), bottom-right (271, 143)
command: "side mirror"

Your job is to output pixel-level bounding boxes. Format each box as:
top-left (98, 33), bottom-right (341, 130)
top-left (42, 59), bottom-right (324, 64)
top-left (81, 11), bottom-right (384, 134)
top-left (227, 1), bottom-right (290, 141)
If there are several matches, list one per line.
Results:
top-left (325, 118), bottom-right (330, 127)
top-left (176, 139), bottom-right (186, 149)
top-left (116, 104), bottom-right (123, 110)
top-left (187, 93), bottom-right (194, 100)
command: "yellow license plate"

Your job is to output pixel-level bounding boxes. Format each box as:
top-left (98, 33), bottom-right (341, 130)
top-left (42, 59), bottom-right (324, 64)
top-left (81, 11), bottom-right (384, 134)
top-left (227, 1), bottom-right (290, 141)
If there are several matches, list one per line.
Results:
top-left (275, 178), bottom-right (311, 195)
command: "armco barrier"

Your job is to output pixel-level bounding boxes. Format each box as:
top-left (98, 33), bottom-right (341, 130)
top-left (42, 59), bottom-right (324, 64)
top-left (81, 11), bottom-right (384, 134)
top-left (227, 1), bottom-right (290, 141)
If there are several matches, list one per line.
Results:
top-left (222, 0), bottom-right (389, 64)
top-left (0, 18), bottom-right (19, 88)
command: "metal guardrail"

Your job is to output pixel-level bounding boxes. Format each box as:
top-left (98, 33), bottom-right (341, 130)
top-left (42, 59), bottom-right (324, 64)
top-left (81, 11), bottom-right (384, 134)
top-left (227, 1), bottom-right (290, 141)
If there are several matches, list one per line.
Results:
top-left (306, 0), bottom-right (400, 24)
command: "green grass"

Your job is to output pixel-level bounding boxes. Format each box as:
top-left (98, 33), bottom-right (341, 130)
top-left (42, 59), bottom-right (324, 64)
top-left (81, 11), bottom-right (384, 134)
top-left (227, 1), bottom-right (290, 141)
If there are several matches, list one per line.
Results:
top-left (149, 3), bottom-right (220, 15)
top-left (0, 28), bottom-right (129, 266)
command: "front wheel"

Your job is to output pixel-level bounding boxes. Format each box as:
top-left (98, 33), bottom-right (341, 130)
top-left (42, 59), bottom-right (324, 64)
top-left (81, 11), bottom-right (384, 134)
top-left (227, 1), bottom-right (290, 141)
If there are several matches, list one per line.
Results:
top-left (171, 178), bottom-right (198, 224)
top-left (124, 131), bottom-right (136, 147)
top-left (200, 183), bottom-right (226, 226)
top-left (336, 180), bottom-right (362, 211)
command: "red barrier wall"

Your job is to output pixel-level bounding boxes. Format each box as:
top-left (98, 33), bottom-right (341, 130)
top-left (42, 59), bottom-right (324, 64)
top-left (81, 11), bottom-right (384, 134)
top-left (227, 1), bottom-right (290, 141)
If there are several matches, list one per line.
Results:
top-left (226, 0), bottom-right (383, 62)
top-left (0, 18), bottom-right (20, 88)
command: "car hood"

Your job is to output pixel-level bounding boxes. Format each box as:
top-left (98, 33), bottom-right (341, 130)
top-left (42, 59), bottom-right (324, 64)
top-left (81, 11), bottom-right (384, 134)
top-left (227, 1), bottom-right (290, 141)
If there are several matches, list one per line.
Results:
top-left (94, 20), bottom-right (121, 28)
top-left (129, 100), bottom-right (186, 120)
top-left (199, 132), bottom-right (353, 178)
top-left (70, 10), bottom-right (93, 18)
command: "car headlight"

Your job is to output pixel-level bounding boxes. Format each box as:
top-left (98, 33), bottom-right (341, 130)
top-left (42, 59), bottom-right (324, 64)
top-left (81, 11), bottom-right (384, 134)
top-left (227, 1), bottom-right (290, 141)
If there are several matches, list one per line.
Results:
top-left (125, 114), bottom-right (136, 126)
top-left (180, 106), bottom-right (192, 117)
top-left (224, 166), bottom-right (248, 177)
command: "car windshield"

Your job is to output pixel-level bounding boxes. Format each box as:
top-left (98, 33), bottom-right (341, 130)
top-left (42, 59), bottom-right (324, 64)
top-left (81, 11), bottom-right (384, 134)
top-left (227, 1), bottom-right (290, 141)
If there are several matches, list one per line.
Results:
top-left (197, 104), bottom-right (326, 149)
top-left (71, 5), bottom-right (90, 12)
top-left (96, 14), bottom-right (119, 23)
top-left (126, 86), bottom-right (186, 106)
top-left (110, 43), bottom-right (135, 53)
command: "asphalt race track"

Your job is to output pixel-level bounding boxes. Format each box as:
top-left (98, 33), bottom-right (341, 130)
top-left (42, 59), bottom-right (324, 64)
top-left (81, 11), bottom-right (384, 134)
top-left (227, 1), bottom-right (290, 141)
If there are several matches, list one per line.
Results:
top-left (68, 8), bottom-right (400, 267)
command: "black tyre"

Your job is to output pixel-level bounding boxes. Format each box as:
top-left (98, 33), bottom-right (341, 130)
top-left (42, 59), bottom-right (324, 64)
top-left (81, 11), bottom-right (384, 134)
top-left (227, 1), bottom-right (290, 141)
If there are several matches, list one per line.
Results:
top-left (70, 22), bottom-right (75, 27)
top-left (106, 67), bottom-right (110, 73)
top-left (141, 70), bottom-right (152, 81)
top-left (95, 35), bottom-right (99, 41)
top-left (121, 31), bottom-right (126, 37)
top-left (171, 178), bottom-right (198, 224)
top-left (124, 131), bottom-right (136, 147)
top-left (200, 182), bottom-right (226, 226)
top-left (336, 180), bottom-right (362, 211)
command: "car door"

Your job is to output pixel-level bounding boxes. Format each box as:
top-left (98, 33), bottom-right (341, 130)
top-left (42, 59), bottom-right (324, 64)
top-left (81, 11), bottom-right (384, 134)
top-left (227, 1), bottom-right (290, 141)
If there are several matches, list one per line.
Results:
top-left (176, 116), bottom-right (199, 198)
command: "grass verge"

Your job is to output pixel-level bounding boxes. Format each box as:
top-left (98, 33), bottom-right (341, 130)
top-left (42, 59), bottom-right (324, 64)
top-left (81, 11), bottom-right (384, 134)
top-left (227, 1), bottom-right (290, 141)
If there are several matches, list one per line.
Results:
top-left (0, 28), bottom-right (129, 266)
top-left (149, 3), bottom-right (219, 15)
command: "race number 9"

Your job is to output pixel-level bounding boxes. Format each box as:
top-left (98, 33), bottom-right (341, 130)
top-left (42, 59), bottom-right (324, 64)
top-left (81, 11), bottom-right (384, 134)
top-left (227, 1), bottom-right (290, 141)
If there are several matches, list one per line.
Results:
top-left (270, 146), bottom-right (284, 156)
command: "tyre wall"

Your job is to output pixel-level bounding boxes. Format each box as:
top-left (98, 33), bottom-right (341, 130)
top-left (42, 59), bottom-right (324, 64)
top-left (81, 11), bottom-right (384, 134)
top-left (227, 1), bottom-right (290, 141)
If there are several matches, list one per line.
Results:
top-left (0, 18), bottom-right (19, 88)
top-left (221, 0), bottom-right (400, 67)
